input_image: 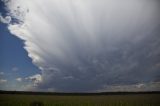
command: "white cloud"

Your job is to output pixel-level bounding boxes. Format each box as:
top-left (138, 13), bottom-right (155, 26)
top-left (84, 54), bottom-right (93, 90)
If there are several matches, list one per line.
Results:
top-left (2, 0), bottom-right (160, 91)
top-left (16, 77), bottom-right (22, 82)
top-left (0, 72), bottom-right (4, 75)
top-left (25, 74), bottom-right (42, 86)
top-left (12, 67), bottom-right (19, 71)
top-left (0, 15), bottom-right (11, 24)
top-left (0, 79), bottom-right (7, 84)
top-left (0, 72), bottom-right (7, 85)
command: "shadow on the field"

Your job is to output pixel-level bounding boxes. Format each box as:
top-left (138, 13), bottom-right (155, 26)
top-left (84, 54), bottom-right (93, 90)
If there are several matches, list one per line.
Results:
top-left (30, 101), bottom-right (44, 106)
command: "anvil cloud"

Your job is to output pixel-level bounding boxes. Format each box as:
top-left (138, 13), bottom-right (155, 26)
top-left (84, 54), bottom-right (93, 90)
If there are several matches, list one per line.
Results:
top-left (2, 0), bottom-right (160, 92)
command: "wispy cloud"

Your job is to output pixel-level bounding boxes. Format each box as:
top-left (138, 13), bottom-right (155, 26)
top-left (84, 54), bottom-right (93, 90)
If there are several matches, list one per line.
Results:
top-left (98, 82), bottom-right (160, 92)
top-left (1, 0), bottom-right (160, 91)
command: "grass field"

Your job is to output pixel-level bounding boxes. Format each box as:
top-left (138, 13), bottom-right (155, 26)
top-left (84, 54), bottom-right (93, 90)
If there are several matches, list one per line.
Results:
top-left (0, 94), bottom-right (160, 106)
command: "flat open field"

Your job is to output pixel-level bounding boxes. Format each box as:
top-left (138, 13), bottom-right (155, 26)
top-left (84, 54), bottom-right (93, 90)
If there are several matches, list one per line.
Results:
top-left (0, 94), bottom-right (160, 106)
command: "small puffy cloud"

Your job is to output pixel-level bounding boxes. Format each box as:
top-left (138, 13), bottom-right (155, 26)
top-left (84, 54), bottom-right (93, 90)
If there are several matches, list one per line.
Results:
top-left (12, 67), bottom-right (19, 71)
top-left (25, 74), bottom-right (42, 86)
top-left (0, 15), bottom-right (11, 24)
top-left (12, 74), bottom-right (42, 91)
top-left (16, 77), bottom-right (22, 82)
top-left (0, 72), bottom-right (4, 75)
top-left (0, 79), bottom-right (7, 84)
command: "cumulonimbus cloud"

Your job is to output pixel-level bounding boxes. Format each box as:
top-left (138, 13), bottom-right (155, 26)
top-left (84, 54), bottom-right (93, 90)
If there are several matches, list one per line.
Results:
top-left (1, 0), bottom-right (160, 92)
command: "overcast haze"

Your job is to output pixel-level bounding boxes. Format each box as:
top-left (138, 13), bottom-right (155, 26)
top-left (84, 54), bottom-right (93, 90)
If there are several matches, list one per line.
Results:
top-left (0, 0), bottom-right (160, 92)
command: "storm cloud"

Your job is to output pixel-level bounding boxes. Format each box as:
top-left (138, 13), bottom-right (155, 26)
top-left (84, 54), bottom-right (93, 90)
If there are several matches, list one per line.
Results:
top-left (2, 0), bottom-right (160, 92)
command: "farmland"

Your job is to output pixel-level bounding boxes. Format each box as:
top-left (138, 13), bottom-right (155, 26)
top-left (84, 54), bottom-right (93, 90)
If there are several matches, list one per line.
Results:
top-left (0, 92), bottom-right (160, 106)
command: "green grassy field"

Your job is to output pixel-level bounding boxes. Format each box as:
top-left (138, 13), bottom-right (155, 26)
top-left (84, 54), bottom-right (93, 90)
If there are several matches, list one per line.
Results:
top-left (0, 94), bottom-right (160, 106)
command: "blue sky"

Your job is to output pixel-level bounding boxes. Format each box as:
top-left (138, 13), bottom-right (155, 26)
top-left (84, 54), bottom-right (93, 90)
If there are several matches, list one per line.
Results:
top-left (0, 0), bottom-right (160, 92)
top-left (0, 1), bottom-right (40, 90)
top-left (0, 23), bottom-right (40, 90)
top-left (0, 22), bottom-right (40, 76)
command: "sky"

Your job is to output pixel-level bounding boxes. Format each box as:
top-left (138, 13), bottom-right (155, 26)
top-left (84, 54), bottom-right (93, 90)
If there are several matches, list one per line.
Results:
top-left (0, 0), bottom-right (160, 92)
